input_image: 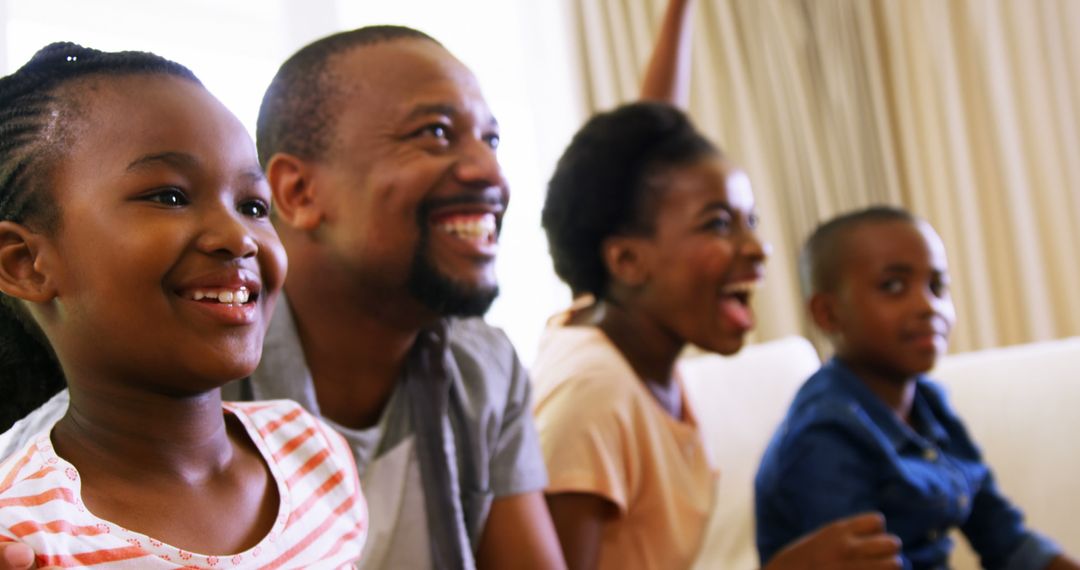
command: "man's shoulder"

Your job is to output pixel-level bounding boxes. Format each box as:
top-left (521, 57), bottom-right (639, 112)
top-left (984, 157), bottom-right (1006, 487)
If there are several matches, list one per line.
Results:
top-left (445, 317), bottom-right (514, 352)
top-left (444, 317), bottom-right (520, 383)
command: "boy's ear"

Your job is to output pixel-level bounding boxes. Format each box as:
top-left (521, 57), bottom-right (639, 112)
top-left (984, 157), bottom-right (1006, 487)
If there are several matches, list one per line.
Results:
top-left (808, 291), bottom-right (840, 333)
top-left (0, 221), bottom-right (58, 303)
top-left (601, 235), bottom-right (650, 288)
top-left (266, 153), bottom-right (323, 231)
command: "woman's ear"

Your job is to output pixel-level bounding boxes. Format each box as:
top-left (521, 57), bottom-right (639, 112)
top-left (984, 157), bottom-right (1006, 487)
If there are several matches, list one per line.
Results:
top-left (601, 235), bottom-right (651, 288)
top-left (0, 221), bottom-right (58, 303)
top-left (266, 152), bottom-right (323, 231)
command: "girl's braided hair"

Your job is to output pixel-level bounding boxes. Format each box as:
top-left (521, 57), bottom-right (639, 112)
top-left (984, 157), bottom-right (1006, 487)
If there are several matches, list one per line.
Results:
top-left (0, 42), bottom-right (200, 431)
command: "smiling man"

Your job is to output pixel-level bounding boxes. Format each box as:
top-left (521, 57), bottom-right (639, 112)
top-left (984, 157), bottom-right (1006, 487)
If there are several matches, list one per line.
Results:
top-left (245, 27), bottom-right (563, 570)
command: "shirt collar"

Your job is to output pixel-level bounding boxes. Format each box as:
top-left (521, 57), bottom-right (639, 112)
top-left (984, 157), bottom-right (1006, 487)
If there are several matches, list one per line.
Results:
top-left (824, 358), bottom-right (950, 452)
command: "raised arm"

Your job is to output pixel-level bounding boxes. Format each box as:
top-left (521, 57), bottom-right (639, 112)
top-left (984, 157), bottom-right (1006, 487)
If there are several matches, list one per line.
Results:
top-left (640, 0), bottom-right (696, 107)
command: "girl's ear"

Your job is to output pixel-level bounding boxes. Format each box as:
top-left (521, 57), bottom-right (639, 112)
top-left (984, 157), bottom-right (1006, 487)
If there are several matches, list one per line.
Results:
top-left (0, 221), bottom-right (58, 303)
top-left (808, 292), bottom-right (839, 333)
top-left (266, 152), bottom-right (323, 231)
top-left (601, 235), bottom-right (651, 289)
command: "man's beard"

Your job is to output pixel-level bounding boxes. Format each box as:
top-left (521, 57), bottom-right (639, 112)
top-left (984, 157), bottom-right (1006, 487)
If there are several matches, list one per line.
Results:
top-left (406, 226), bottom-right (499, 318)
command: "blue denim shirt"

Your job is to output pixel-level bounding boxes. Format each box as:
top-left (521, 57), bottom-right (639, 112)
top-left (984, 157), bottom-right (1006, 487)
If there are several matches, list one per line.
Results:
top-left (754, 358), bottom-right (1060, 570)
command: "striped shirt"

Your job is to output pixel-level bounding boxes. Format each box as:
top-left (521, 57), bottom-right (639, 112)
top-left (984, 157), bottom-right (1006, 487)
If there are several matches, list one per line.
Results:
top-left (0, 400), bottom-right (367, 569)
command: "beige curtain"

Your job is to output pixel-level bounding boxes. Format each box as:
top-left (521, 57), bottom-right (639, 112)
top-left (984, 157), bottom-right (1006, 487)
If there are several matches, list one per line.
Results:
top-left (571, 0), bottom-right (1080, 354)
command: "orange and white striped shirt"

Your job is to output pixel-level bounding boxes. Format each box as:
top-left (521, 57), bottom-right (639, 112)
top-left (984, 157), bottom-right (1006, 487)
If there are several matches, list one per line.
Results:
top-left (0, 400), bottom-right (367, 569)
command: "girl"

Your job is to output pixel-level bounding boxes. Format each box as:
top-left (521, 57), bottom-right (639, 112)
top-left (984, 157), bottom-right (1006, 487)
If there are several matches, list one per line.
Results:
top-left (534, 102), bottom-right (902, 570)
top-left (0, 43), bottom-right (366, 568)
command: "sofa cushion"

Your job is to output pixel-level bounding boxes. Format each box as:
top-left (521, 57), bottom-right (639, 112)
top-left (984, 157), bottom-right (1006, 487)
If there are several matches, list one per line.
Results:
top-left (681, 336), bottom-right (821, 570)
top-left (932, 336), bottom-right (1080, 568)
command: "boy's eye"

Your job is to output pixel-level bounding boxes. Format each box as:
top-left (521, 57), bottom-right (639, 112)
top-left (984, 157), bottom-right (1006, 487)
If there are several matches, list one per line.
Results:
top-left (747, 212), bottom-right (760, 230)
top-left (484, 132), bottom-right (500, 150)
top-left (144, 188), bottom-right (188, 207)
top-left (880, 278), bottom-right (905, 295)
top-left (238, 199), bottom-right (270, 219)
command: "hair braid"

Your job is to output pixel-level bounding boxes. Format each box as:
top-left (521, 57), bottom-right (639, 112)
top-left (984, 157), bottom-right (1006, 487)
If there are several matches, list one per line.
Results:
top-left (0, 42), bottom-right (201, 431)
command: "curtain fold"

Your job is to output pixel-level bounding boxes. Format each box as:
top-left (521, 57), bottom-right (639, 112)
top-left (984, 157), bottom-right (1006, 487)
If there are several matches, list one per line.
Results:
top-left (571, 0), bottom-right (1080, 353)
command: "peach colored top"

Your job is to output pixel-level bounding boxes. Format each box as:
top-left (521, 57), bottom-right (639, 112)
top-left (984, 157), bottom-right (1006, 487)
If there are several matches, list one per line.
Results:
top-left (532, 309), bottom-right (718, 570)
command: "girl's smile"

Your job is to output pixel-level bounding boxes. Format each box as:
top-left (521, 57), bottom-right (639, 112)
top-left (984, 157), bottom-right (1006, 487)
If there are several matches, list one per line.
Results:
top-left (36, 74), bottom-right (287, 391)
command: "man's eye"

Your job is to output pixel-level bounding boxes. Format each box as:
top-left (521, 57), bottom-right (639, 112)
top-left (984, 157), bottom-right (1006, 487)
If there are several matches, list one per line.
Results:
top-left (144, 188), bottom-right (188, 207)
top-left (239, 199), bottom-right (270, 219)
top-left (417, 124), bottom-right (450, 140)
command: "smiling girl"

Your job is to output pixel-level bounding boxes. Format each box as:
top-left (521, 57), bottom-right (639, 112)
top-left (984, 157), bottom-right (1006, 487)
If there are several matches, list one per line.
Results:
top-left (0, 43), bottom-right (365, 568)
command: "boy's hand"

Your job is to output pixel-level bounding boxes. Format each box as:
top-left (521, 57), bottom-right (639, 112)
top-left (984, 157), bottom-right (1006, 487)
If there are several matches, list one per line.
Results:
top-left (0, 542), bottom-right (59, 570)
top-left (764, 513), bottom-right (902, 570)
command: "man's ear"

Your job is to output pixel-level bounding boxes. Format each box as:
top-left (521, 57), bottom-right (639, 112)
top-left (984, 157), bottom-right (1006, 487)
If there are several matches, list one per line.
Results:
top-left (266, 153), bottom-right (323, 231)
top-left (808, 291), bottom-right (839, 333)
top-left (601, 235), bottom-right (650, 289)
top-left (0, 221), bottom-right (57, 303)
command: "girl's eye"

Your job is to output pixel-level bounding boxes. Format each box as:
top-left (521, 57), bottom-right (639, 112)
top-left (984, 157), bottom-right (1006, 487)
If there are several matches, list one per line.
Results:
top-left (238, 199), bottom-right (270, 219)
top-left (747, 212), bottom-right (760, 230)
top-left (484, 133), bottom-right (500, 150)
top-left (144, 188), bottom-right (188, 207)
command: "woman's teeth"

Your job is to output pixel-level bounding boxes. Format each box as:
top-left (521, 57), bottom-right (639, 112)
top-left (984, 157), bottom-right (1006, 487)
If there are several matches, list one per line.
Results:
top-left (721, 281), bottom-right (759, 304)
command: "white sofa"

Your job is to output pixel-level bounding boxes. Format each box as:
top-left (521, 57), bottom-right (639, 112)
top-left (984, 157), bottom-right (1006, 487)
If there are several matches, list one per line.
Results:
top-left (681, 335), bottom-right (1080, 569)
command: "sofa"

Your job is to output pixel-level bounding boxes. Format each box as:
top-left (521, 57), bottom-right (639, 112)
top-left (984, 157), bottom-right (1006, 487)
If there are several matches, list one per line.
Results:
top-left (681, 335), bottom-right (1080, 569)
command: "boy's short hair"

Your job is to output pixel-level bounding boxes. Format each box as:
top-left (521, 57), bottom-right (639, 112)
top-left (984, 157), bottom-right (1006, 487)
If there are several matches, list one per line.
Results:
top-left (799, 205), bottom-right (917, 298)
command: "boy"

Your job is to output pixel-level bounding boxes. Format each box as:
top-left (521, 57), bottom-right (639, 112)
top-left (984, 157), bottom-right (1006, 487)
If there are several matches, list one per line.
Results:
top-left (754, 206), bottom-right (1078, 569)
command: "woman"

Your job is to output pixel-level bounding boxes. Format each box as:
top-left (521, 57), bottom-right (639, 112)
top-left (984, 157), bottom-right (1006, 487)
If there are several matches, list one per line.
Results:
top-left (534, 102), bottom-right (902, 570)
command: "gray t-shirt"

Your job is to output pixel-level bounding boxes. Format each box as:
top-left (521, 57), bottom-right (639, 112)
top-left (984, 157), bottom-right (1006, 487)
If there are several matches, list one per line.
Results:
top-left (1, 296), bottom-right (548, 569)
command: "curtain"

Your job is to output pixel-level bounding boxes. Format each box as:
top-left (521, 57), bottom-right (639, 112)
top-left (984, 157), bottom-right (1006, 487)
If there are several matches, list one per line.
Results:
top-left (571, 0), bottom-right (1080, 354)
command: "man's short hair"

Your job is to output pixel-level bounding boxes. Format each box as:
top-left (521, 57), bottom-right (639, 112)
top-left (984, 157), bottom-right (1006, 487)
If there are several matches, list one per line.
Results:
top-left (256, 25), bottom-right (439, 167)
top-left (800, 205), bottom-right (917, 297)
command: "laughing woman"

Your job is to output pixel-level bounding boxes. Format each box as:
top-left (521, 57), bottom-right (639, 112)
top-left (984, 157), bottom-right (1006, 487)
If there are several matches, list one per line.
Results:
top-left (533, 102), bottom-right (904, 570)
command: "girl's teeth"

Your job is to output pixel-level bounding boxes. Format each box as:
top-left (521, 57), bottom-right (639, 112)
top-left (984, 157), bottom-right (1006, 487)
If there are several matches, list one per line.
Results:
top-left (189, 287), bottom-right (251, 304)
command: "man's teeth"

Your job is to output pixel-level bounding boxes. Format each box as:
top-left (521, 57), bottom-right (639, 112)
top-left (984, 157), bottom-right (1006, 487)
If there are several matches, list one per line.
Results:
top-left (436, 215), bottom-right (497, 242)
top-left (190, 287), bottom-right (251, 304)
